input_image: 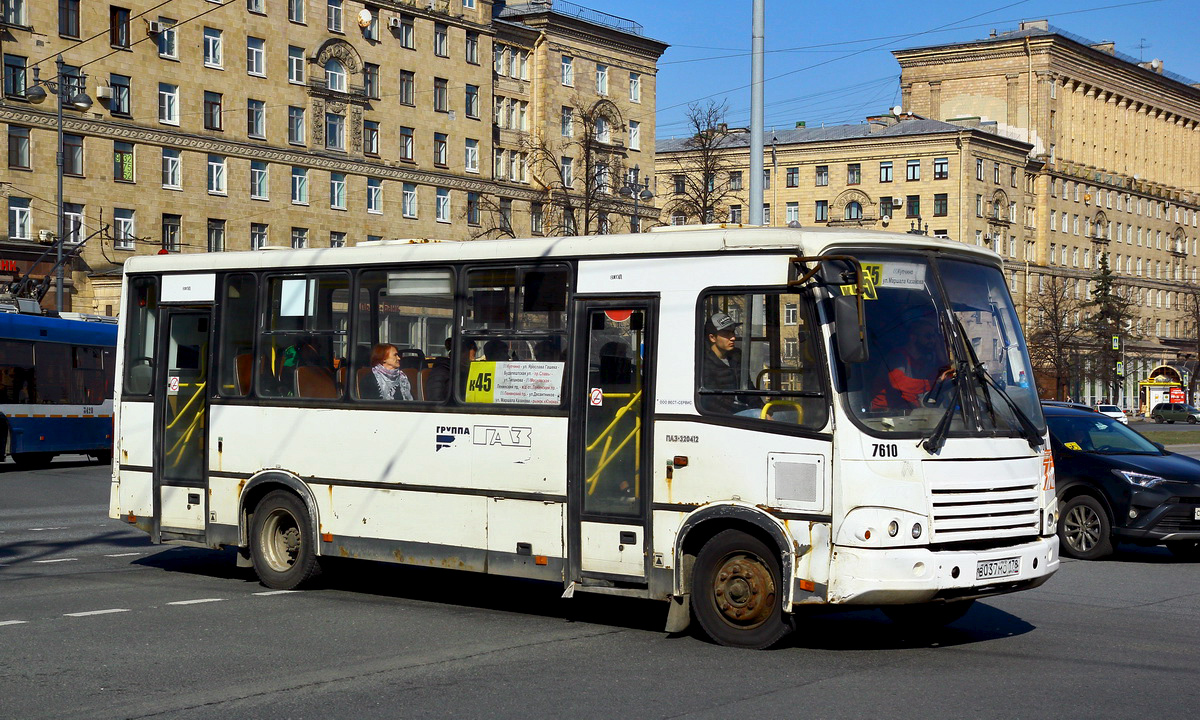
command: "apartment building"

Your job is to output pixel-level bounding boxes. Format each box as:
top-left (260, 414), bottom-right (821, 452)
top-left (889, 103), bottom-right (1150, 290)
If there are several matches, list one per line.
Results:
top-left (0, 0), bottom-right (664, 312)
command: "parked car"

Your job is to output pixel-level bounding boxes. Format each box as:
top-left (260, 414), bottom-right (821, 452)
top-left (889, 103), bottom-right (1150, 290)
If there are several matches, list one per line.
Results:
top-left (1095, 404), bottom-right (1128, 424)
top-left (1149, 402), bottom-right (1200, 424)
top-left (1046, 405), bottom-right (1200, 560)
top-left (1042, 400), bottom-right (1094, 412)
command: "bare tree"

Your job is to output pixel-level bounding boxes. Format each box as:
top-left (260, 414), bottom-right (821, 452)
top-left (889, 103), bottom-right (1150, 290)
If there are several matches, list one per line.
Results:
top-left (1180, 283), bottom-right (1200, 398)
top-left (1026, 274), bottom-right (1087, 400)
top-left (658, 101), bottom-right (740, 224)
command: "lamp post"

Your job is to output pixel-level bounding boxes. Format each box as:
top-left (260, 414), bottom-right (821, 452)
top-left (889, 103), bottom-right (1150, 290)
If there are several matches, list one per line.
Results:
top-left (24, 55), bottom-right (92, 312)
top-left (619, 164), bottom-right (653, 233)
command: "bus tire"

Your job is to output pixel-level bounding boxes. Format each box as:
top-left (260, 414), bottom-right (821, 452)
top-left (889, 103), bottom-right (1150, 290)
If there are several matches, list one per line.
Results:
top-left (692, 529), bottom-right (792, 649)
top-left (250, 490), bottom-right (323, 590)
top-left (883, 600), bottom-right (974, 628)
top-left (1058, 495), bottom-right (1113, 560)
top-left (13, 452), bottom-right (53, 469)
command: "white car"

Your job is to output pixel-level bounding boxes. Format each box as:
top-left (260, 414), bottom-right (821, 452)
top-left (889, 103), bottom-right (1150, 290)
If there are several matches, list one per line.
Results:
top-left (1094, 404), bottom-right (1128, 424)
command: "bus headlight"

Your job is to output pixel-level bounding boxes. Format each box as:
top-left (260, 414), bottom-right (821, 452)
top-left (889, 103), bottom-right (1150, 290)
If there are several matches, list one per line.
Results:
top-left (837, 507), bottom-right (930, 548)
top-left (911, 522), bottom-right (922, 539)
top-left (888, 521), bottom-right (899, 537)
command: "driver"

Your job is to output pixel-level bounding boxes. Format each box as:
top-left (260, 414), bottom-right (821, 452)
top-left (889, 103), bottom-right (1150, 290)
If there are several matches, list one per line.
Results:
top-left (871, 318), bottom-right (955, 410)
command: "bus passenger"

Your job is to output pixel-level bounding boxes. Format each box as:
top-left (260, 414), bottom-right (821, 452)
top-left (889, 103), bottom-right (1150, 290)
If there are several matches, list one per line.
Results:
top-left (361, 343), bottom-right (413, 401)
top-left (426, 338), bottom-right (476, 401)
top-left (699, 312), bottom-right (759, 415)
top-left (482, 339), bottom-right (510, 362)
top-left (870, 319), bottom-right (955, 410)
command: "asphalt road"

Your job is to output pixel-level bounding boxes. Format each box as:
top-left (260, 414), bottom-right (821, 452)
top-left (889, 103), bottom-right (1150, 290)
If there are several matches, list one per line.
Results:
top-left (4, 458), bottom-right (1200, 719)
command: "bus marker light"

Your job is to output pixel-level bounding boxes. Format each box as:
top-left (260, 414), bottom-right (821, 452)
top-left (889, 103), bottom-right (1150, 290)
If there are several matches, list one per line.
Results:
top-left (951, 566), bottom-right (960, 579)
top-left (535, 555), bottom-right (548, 566)
top-left (799, 579), bottom-right (815, 592)
top-left (126, 513), bottom-right (137, 524)
top-left (321, 532), bottom-right (333, 542)
top-left (911, 523), bottom-right (922, 539)
top-left (673, 456), bottom-right (688, 468)
top-left (863, 529), bottom-right (871, 540)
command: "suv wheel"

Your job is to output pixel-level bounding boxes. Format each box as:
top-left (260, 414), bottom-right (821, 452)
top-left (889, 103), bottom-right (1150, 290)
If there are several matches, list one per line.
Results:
top-left (1058, 495), bottom-right (1113, 560)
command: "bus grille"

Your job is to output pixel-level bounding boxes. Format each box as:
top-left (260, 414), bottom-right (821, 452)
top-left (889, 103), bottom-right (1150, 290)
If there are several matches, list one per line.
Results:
top-left (928, 472), bottom-right (1041, 545)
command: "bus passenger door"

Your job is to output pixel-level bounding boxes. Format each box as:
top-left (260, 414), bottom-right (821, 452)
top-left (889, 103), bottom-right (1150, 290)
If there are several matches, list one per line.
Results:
top-left (154, 309), bottom-right (211, 540)
top-left (568, 301), bottom-right (656, 586)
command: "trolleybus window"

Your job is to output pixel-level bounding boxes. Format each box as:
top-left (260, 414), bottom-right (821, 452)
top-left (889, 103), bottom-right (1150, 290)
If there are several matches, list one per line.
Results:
top-left (123, 275), bottom-right (158, 397)
top-left (697, 291), bottom-right (828, 430)
top-left (258, 272), bottom-right (350, 399)
top-left (218, 273), bottom-right (257, 397)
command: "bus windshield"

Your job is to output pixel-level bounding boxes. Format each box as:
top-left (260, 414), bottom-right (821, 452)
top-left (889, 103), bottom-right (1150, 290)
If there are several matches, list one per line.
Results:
top-left (842, 252), bottom-right (1043, 438)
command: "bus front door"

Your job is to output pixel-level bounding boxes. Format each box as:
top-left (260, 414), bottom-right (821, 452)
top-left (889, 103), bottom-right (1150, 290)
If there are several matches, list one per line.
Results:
top-left (569, 302), bottom-right (656, 586)
top-left (154, 309), bottom-right (210, 540)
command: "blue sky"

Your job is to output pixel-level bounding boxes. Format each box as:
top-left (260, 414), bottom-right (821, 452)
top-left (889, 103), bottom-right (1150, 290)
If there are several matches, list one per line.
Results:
top-left (591, 0), bottom-right (1200, 139)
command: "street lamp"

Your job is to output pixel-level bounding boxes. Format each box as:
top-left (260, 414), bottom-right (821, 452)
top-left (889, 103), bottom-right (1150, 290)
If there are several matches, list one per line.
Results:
top-left (619, 164), bottom-right (653, 233)
top-left (24, 54), bottom-right (92, 313)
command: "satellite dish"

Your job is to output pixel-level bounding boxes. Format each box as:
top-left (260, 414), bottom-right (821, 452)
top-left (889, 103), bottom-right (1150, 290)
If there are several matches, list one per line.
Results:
top-left (358, 9), bottom-right (374, 28)
top-left (891, 106), bottom-right (902, 116)
top-left (1151, 58), bottom-right (1162, 70)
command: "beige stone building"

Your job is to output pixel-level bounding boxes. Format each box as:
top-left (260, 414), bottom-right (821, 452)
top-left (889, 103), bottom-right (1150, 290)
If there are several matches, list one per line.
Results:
top-left (0, 0), bottom-right (664, 313)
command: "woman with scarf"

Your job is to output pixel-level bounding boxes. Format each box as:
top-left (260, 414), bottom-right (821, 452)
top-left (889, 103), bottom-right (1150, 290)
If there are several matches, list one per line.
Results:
top-left (360, 343), bottom-right (413, 401)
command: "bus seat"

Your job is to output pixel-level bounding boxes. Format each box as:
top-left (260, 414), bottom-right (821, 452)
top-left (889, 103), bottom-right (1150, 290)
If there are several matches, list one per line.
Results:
top-left (295, 366), bottom-right (339, 399)
top-left (355, 367), bottom-right (372, 397)
top-left (398, 349), bottom-right (425, 370)
top-left (418, 368), bottom-right (432, 401)
top-left (235, 354), bottom-right (253, 395)
top-left (402, 367), bottom-right (419, 398)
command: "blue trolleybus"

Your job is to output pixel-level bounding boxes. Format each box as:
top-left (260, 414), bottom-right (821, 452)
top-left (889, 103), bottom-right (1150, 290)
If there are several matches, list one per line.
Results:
top-left (0, 311), bottom-right (117, 467)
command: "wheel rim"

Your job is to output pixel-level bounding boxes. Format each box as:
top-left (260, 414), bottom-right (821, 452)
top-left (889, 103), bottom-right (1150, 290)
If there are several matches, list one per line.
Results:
top-left (261, 508), bottom-right (302, 572)
top-left (1063, 504), bottom-right (1102, 553)
top-left (708, 551), bottom-right (776, 630)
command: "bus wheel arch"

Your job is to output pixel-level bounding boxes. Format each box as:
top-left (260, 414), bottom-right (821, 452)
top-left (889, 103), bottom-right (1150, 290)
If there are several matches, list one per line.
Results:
top-left (241, 471), bottom-right (324, 588)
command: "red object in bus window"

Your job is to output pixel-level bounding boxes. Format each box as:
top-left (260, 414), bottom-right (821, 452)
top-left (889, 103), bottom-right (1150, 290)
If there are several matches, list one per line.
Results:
top-left (604, 309), bottom-right (633, 323)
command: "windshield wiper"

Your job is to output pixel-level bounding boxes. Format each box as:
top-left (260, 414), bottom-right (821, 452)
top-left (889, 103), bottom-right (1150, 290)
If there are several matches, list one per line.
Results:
top-left (948, 316), bottom-right (1042, 449)
top-left (919, 361), bottom-right (964, 454)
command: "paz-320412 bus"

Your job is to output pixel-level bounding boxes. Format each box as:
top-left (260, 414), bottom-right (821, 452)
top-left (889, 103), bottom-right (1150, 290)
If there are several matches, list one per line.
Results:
top-left (110, 226), bottom-right (1057, 648)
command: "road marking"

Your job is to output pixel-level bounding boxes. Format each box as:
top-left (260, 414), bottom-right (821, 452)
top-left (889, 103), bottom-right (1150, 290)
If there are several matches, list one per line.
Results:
top-left (65, 609), bottom-right (130, 617)
top-left (28, 527), bottom-right (69, 531)
top-left (0, 620), bottom-right (27, 626)
top-left (167, 598), bottom-right (224, 606)
top-left (253, 590), bottom-right (298, 596)
top-left (33, 558), bottom-right (78, 564)
top-left (104, 552), bottom-right (143, 558)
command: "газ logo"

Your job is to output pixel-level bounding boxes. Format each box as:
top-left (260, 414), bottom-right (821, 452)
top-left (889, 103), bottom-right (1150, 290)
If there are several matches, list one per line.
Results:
top-left (472, 426), bottom-right (532, 447)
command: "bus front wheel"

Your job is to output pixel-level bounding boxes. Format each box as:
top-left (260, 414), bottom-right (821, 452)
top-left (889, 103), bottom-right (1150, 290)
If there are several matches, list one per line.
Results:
top-left (250, 490), bottom-right (323, 590)
top-left (692, 529), bottom-right (792, 649)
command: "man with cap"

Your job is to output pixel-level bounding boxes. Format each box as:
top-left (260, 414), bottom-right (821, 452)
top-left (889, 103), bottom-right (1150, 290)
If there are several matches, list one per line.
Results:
top-left (700, 311), bottom-right (758, 415)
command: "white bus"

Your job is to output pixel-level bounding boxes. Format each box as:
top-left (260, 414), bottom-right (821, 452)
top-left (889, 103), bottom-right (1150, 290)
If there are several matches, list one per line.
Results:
top-left (110, 226), bottom-right (1058, 648)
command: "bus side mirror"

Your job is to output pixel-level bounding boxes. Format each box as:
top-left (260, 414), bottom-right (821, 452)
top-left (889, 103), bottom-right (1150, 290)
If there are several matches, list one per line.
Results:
top-left (833, 294), bottom-right (869, 364)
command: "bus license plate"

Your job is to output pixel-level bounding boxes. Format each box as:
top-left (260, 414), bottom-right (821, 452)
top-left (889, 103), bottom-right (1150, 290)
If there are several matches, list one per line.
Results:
top-left (976, 557), bottom-right (1020, 580)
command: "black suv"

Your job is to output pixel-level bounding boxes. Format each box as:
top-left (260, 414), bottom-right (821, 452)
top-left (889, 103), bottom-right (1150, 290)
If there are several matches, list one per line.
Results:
top-left (1046, 405), bottom-right (1200, 560)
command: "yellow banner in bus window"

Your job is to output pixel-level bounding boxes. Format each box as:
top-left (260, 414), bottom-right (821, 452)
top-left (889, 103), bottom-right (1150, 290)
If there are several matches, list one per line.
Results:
top-left (465, 362), bottom-right (496, 403)
top-left (839, 263), bottom-right (881, 300)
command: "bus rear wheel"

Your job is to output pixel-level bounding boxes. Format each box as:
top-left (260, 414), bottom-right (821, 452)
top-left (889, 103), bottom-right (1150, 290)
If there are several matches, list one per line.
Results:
top-left (692, 529), bottom-right (792, 649)
top-left (250, 490), bottom-right (323, 590)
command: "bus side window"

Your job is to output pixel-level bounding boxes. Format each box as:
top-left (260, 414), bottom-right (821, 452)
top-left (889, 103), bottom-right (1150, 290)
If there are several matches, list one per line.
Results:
top-left (258, 273), bottom-right (349, 399)
top-left (218, 274), bottom-right (257, 397)
top-left (0, 339), bottom-right (35, 404)
top-left (123, 276), bottom-right (158, 397)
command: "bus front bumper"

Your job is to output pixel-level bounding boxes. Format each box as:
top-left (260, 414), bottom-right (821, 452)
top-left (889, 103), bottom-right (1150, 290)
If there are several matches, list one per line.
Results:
top-left (822, 535), bottom-right (1059, 606)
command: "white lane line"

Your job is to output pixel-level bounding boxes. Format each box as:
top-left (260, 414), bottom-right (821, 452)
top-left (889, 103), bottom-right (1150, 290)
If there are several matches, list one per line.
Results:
top-left (104, 552), bottom-right (143, 558)
top-left (65, 609), bottom-right (130, 617)
top-left (253, 590), bottom-right (298, 596)
top-left (167, 598), bottom-right (224, 606)
top-left (33, 558), bottom-right (78, 564)
top-left (28, 527), bottom-right (69, 531)
top-left (0, 620), bottom-right (28, 626)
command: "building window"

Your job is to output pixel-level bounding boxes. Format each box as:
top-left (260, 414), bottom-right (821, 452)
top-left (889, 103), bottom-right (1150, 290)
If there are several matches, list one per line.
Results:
top-left (465, 32), bottom-right (479, 64)
top-left (250, 161), bottom-right (268, 199)
top-left (162, 214), bottom-right (181, 252)
top-left (325, 59), bottom-right (346, 92)
top-left (203, 91), bottom-right (223, 130)
top-left (63, 203), bottom-right (85, 244)
top-left (402, 183), bottom-right (417, 218)
top-left (434, 77), bottom-right (448, 112)
top-left (329, 231), bottom-right (346, 248)
top-left (330, 172), bottom-right (346, 209)
top-left (59, 0), bottom-right (80, 37)
top-left (815, 165), bottom-right (828, 186)
top-left (844, 202), bottom-right (862, 221)
top-left (8, 197), bottom-right (30, 239)
top-left (906, 159), bottom-right (920, 181)
top-left (629, 72), bottom-right (641, 103)
top-left (595, 116), bottom-right (611, 144)
top-left (846, 164), bottom-right (860, 185)
top-left (465, 138), bottom-right (479, 173)
top-left (251, 223), bottom-right (268, 250)
top-left (436, 188), bottom-right (450, 222)
top-left (290, 227), bottom-right (308, 249)
top-left (729, 171), bottom-right (743, 191)
top-left (364, 120), bottom-right (379, 156)
top-left (288, 46), bottom-right (305, 84)
top-left (327, 0), bottom-right (343, 31)
top-left (879, 161), bottom-right (893, 183)
top-left (880, 197), bottom-right (894, 219)
top-left (161, 148), bottom-right (181, 189)
top-left (785, 167), bottom-right (799, 187)
top-left (434, 22), bottom-right (448, 56)
top-left (108, 73), bottom-right (131, 115)
top-left (561, 107), bottom-right (574, 137)
top-left (156, 17), bottom-right (177, 57)
top-left (933, 157), bottom-right (949, 180)
top-left (994, 162), bottom-right (1001, 184)
top-left (248, 0), bottom-right (265, 13)
top-left (247, 37), bottom-right (265, 76)
top-left (595, 64), bottom-right (608, 95)
top-left (433, 132), bottom-right (447, 166)
top-left (466, 192), bottom-right (480, 225)
top-left (465, 84), bottom-right (480, 118)
top-left (531, 203), bottom-right (544, 234)
top-left (158, 83), bottom-right (179, 124)
top-left (729, 205), bottom-right (742, 224)
top-left (7, 125), bottom-right (29, 169)
top-left (288, 0), bottom-right (305, 23)
top-left (399, 127), bottom-right (414, 161)
top-left (203, 27), bottom-right (223, 68)
top-left (63, 133), bottom-right (84, 176)
top-left (207, 219), bottom-right (226, 252)
top-left (113, 208), bottom-right (135, 250)
top-left (906, 195), bottom-right (919, 218)
top-left (288, 106), bottom-right (305, 145)
top-left (247, 99), bottom-right (266, 138)
top-left (399, 70), bottom-right (415, 105)
top-left (786, 202), bottom-right (799, 224)
top-left (207, 154), bottom-right (226, 194)
top-left (398, 14), bottom-right (414, 48)
top-left (367, 178), bottom-right (382, 214)
top-left (561, 157), bottom-right (574, 188)
top-left (109, 6), bottom-right (130, 48)
top-left (3, 54), bottom-right (25, 98)
top-left (291, 166), bottom-right (308, 204)
top-left (561, 55), bottom-right (573, 86)
top-left (325, 113), bottom-right (345, 151)
top-left (113, 141), bottom-right (134, 182)
top-left (933, 193), bottom-right (948, 216)
top-left (762, 204), bottom-right (771, 225)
